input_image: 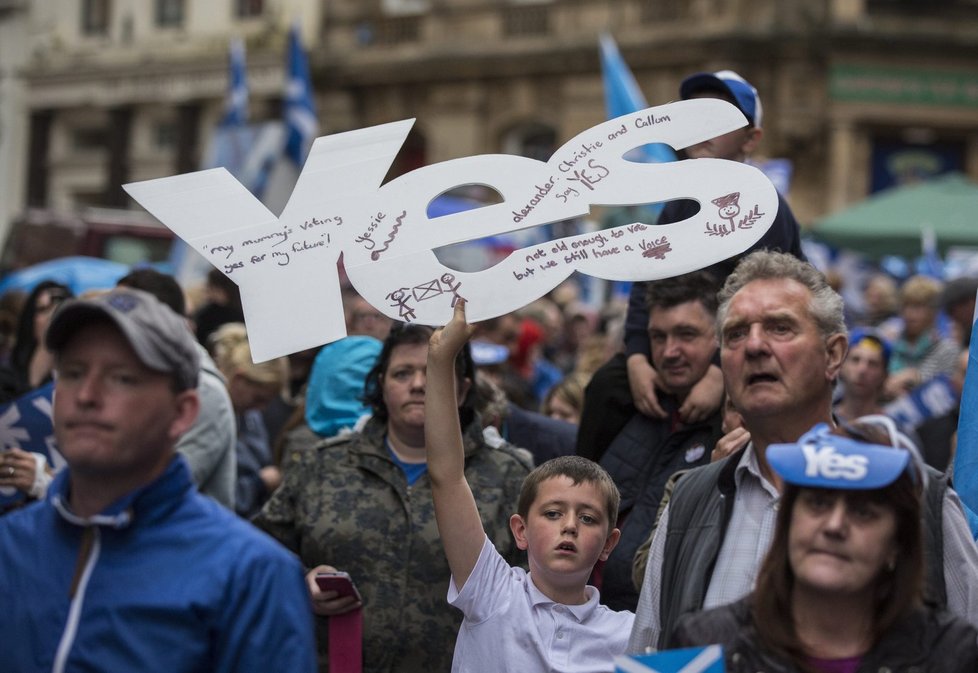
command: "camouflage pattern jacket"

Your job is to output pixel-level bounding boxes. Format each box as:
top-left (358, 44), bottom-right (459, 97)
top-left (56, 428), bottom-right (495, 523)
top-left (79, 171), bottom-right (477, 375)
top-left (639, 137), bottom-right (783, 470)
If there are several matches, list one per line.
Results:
top-left (254, 415), bottom-right (532, 673)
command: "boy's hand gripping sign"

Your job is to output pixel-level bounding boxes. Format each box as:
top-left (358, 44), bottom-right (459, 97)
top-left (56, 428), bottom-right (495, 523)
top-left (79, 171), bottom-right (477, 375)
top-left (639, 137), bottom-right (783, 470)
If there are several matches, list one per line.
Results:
top-left (124, 99), bottom-right (777, 362)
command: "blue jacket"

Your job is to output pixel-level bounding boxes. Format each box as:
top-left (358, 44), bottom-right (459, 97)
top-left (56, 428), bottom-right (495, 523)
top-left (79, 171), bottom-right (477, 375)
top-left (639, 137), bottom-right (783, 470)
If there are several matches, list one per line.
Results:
top-left (0, 455), bottom-right (316, 673)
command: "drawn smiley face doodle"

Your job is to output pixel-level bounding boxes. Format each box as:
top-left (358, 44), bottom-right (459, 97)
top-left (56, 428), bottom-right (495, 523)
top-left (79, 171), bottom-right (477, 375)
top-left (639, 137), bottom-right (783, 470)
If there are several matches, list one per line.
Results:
top-left (712, 192), bottom-right (742, 221)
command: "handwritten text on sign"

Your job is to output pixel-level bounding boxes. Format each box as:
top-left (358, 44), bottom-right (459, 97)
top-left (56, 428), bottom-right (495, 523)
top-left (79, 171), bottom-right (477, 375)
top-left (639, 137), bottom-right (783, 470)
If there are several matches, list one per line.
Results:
top-left (124, 99), bottom-right (778, 362)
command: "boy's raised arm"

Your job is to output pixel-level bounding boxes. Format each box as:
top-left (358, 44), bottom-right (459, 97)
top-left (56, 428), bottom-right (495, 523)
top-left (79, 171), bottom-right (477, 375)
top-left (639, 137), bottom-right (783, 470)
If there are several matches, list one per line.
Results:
top-left (426, 300), bottom-right (490, 590)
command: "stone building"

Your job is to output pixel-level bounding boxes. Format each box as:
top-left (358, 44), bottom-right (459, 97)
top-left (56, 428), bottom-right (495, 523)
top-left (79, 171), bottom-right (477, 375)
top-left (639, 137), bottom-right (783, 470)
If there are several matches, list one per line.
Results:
top-left (3, 0), bottom-right (978, 252)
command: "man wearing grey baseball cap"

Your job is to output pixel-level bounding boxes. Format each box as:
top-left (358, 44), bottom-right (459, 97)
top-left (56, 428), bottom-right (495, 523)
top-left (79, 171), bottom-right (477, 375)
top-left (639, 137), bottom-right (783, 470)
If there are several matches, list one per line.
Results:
top-left (0, 287), bottom-right (316, 672)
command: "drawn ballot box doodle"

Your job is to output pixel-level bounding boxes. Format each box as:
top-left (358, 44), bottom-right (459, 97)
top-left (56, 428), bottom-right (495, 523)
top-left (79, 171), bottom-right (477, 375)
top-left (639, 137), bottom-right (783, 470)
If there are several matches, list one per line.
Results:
top-left (124, 98), bottom-right (777, 362)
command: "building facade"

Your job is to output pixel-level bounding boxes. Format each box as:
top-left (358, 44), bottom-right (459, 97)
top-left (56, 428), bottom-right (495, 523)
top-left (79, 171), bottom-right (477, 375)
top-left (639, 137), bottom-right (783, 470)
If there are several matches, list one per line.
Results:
top-left (3, 0), bottom-right (978, 256)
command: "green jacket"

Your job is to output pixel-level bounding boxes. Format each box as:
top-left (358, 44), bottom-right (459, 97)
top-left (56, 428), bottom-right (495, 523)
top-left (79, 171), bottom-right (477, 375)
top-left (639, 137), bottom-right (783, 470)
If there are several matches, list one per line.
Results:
top-left (255, 416), bottom-right (532, 673)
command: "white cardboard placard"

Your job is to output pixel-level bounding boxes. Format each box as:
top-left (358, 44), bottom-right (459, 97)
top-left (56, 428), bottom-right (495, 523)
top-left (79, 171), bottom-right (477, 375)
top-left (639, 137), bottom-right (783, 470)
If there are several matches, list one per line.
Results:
top-left (124, 99), bottom-right (777, 361)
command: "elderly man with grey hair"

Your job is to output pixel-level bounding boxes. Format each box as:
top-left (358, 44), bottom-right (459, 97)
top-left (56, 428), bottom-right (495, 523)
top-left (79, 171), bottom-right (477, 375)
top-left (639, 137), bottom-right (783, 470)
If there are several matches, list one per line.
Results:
top-left (628, 250), bottom-right (978, 652)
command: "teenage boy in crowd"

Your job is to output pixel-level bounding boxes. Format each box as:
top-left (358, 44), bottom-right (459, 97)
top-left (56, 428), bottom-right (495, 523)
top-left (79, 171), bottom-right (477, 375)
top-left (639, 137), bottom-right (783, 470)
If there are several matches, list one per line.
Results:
top-left (426, 300), bottom-right (633, 672)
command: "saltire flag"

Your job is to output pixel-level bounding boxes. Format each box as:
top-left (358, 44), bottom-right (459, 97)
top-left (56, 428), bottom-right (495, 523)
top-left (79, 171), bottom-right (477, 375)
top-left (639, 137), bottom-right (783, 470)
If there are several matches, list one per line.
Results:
top-left (220, 37), bottom-right (249, 127)
top-left (0, 382), bottom-right (63, 510)
top-left (284, 22), bottom-right (318, 167)
top-left (954, 290), bottom-right (978, 537)
top-left (615, 645), bottom-right (725, 673)
top-left (598, 33), bottom-right (676, 165)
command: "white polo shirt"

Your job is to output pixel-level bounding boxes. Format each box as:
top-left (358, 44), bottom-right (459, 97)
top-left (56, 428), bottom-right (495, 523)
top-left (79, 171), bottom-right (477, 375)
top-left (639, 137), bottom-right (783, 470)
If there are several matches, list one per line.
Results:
top-left (448, 536), bottom-right (634, 673)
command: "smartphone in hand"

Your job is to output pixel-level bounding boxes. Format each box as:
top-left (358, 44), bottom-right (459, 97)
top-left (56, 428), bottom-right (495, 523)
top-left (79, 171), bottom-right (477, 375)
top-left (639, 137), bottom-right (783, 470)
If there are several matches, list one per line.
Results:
top-left (315, 571), bottom-right (362, 601)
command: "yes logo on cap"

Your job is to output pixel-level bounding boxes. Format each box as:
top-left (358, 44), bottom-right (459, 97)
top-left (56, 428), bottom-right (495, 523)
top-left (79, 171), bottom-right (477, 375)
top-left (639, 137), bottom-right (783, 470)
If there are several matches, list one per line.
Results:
top-left (801, 445), bottom-right (868, 481)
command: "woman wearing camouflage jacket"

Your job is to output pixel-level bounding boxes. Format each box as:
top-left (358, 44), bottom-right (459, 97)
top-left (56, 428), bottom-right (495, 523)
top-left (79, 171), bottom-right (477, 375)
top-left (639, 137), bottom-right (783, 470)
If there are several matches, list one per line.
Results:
top-left (254, 323), bottom-right (531, 673)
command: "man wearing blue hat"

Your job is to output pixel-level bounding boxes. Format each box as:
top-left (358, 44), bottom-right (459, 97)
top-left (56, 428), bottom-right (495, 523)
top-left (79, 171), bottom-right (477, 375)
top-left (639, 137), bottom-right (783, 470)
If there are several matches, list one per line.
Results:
top-left (578, 69), bottom-right (806, 461)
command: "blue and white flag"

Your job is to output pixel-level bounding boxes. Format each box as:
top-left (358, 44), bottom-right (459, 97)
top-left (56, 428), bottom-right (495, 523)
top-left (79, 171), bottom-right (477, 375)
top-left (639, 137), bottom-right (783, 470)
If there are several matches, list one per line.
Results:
top-left (954, 295), bottom-right (978, 537)
top-left (284, 22), bottom-right (318, 167)
top-left (615, 645), bottom-right (725, 673)
top-left (220, 38), bottom-right (249, 128)
top-left (883, 374), bottom-right (958, 430)
top-left (0, 382), bottom-right (63, 509)
top-left (598, 33), bottom-right (675, 165)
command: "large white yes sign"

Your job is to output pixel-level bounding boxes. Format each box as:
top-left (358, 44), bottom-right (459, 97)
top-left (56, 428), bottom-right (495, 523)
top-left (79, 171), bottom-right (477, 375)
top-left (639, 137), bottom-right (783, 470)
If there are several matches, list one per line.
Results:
top-left (124, 98), bottom-right (777, 361)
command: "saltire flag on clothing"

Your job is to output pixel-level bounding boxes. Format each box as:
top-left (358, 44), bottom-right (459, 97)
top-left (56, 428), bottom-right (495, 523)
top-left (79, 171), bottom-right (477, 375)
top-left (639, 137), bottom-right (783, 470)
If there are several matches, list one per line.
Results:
top-left (284, 22), bottom-right (318, 167)
top-left (615, 645), bottom-right (725, 673)
top-left (954, 293), bottom-right (978, 537)
top-left (0, 382), bottom-right (62, 510)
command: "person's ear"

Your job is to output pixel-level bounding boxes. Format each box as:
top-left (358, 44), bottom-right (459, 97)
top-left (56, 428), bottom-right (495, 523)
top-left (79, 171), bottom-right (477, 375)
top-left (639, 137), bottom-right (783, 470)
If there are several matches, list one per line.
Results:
top-left (825, 333), bottom-right (848, 383)
top-left (599, 527), bottom-right (622, 562)
top-left (741, 127), bottom-right (763, 157)
top-left (169, 389), bottom-right (200, 441)
top-left (509, 513), bottom-right (529, 551)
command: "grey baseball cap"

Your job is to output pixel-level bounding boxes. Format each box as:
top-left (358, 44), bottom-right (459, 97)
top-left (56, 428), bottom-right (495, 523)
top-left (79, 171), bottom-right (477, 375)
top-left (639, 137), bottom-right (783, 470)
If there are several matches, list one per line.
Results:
top-left (46, 287), bottom-right (200, 391)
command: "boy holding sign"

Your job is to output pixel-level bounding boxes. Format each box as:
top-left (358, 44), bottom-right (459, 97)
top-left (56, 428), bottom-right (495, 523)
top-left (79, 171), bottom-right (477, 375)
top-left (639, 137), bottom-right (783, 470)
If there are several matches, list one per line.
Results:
top-left (426, 300), bottom-right (634, 672)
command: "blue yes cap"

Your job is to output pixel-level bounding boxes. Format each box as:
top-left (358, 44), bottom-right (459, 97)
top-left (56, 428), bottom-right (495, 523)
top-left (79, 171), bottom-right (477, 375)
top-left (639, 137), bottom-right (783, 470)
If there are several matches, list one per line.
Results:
top-left (470, 341), bottom-right (510, 366)
top-left (680, 70), bottom-right (763, 128)
top-left (768, 423), bottom-right (911, 490)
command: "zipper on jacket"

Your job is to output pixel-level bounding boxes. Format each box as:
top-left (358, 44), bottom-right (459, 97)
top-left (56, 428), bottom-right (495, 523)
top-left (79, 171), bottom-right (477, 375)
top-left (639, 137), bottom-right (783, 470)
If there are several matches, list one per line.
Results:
top-left (52, 526), bottom-right (101, 673)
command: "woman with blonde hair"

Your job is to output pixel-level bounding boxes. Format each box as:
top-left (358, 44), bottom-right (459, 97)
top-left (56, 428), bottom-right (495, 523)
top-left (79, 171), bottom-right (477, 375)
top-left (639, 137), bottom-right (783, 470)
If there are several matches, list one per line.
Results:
top-left (210, 323), bottom-right (289, 519)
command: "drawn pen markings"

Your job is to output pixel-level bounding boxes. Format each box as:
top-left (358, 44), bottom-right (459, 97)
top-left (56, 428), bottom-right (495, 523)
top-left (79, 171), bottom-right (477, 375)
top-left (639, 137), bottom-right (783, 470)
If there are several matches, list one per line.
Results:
top-left (370, 210), bottom-right (407, 261)
top-left (209, 244), bottom-right (235, 259)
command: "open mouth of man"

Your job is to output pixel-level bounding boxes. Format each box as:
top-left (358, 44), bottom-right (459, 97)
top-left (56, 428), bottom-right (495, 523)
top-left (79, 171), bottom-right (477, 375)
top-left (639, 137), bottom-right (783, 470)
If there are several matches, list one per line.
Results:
top-left (746, 373), bottom-right (778, 386)
top-left (555, 542), bottom-right (577, 554)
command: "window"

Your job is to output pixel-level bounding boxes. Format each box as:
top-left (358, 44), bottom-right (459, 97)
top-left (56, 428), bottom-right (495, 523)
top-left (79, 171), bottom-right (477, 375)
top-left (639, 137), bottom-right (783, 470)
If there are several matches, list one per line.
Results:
top-left (72, 128), bottom-right (108, 151)
top-left (154, 122), bottom-right (177, 149)
top-left (155, 0), bottom-right (184, 27)
top-left (373, 16), bottom-right (421, 45)
top-left (81, 0), bottom-right (111, 36)
top-left (502, 5), bottom-right (549, 37)
top-left (640, 0), bottom-right (684, 22)
top-left (381, 0), bottom-right (429, 15)
top-left (502, 122), bottom-right (556, 162)
top-left (234, 0), bottom-right (263, 19)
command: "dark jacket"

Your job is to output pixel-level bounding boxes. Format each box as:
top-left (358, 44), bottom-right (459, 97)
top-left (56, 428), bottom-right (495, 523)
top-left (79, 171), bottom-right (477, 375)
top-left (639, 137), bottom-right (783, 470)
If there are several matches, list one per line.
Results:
top-left (598, 400), bottom-right (722, 611)
top-left (255, 416), bottom-right (532, 673)
top-left (669, 596), bottom-right (978, 673)
top-left (656, 446), bottom-right (948, 650)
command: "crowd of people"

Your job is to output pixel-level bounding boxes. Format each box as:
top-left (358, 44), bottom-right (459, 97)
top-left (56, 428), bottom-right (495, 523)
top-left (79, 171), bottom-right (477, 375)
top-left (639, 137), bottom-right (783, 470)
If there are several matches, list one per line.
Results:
top-left (1, 68), bottom-right (978, 673)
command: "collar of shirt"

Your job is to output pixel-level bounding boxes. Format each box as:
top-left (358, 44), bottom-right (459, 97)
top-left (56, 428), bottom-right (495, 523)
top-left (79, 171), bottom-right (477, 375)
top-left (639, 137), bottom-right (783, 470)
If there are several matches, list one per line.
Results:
top-left (525, 574), bottom-right (600, 624)
top-left (732, 441), bottom-right (781, 501)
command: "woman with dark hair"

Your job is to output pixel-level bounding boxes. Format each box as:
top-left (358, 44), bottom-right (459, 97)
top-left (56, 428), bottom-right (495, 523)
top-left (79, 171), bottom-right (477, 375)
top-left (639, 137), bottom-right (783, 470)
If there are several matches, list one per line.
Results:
top-left (254, 322), bottom-right (532, 673)
top-left (669, 419), bottom-right (978, 673)
top-left (9, 280), bottom-right (72, 394)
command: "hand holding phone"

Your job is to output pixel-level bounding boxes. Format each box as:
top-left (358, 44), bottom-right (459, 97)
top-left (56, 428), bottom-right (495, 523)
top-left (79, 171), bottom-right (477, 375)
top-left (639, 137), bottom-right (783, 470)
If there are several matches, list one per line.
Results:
top-left (315, 571), bottom-right (362, 601)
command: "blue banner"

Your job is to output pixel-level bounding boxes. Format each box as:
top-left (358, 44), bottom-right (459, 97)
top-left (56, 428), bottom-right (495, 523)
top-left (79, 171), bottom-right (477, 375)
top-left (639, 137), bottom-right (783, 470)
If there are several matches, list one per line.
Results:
top-left (883, 374), bottom-right (958, 429)
top-left (955, 309), bottom-right (978, 536)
